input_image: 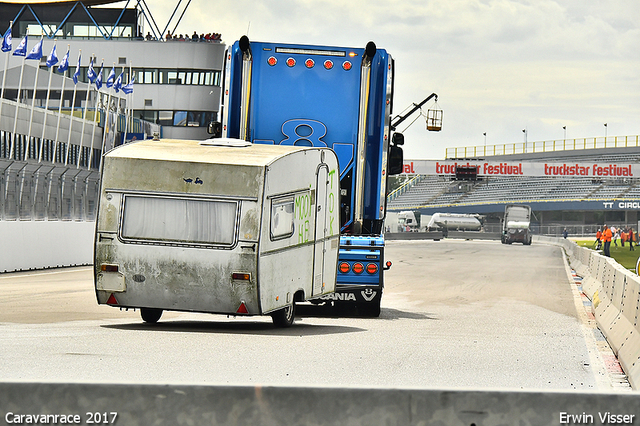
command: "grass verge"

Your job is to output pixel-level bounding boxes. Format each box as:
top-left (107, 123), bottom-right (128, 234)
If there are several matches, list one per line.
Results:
top-left (574, 238), bottom-right (640, 271)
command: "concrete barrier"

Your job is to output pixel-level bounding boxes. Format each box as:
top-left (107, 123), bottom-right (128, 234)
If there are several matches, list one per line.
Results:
top-left (540, 236), bottom-right (640, 389)
top-left (0, 221), bottom-right (94, 273)
top-left (0, 382), bottom-right (638, 426)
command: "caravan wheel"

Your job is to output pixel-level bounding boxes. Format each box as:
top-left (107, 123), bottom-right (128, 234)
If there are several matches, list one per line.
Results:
top-left (271, 302), bottom-right (296, 328)
top-left (141, 308), bottom-right (163, 323)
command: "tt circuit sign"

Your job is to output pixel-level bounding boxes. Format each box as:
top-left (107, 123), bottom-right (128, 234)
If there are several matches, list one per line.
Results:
top-left (403, 160), bottom-right (636, 178)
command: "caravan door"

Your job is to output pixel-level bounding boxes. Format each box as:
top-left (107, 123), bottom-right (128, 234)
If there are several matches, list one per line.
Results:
top-left (312, 165), bottom-right (331, 296)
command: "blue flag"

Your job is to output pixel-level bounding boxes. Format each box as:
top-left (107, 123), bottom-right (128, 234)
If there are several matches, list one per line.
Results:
top-left (122, 76), bottom-right (135, 95)
top-left (95, 62), bottom-right (104, 90)
top-left (45, 44), bottom-right (58, 67)
top-left (113, 71), bottom-right (123, 92)
top-left (73, 53), bottom-right (81, 84)
top-left (87, 58), bottom-right (96, 82)
top-left (25, 37), bottom-right (43, 60)
top-left (106, 66), bottom-right (115, 88)
top-left (57, 49), bottom-right (69, 73)
top-left (13, 35), bottom-right (27, 56)
top-left (1, 27), bottom-right (11, 53)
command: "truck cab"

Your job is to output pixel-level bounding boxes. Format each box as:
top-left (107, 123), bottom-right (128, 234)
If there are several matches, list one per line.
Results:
top-left (218, 37), bottom-right (400, 316)
top-left (501, 204), bottom-right (532, 245)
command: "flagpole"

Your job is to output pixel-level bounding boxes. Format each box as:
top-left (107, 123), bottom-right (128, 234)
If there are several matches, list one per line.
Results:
top-left (99, 63), bottom-right (115, 172)
top-left (65, 49), bottom-right (80, 166)
top-left (0, 21), bottom-right (13, 126)
top-left (123, 62), bottom-right (131, 142)
top-left (88, 89), bottom-right (101, 170)
top-left (39, 42), bottom-right (57, 162)
top-left (53, 45), bottom-right (69, 164)
top-left (78, 54), bottom-right (94, 168)
top-left (26, 37), bottom-right (44, 161)
top-left (10, 48), bottom-right (27, 159)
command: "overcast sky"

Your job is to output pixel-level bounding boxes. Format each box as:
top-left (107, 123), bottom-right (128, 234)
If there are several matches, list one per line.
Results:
top-left (139, 0), bottom-right (639, 159)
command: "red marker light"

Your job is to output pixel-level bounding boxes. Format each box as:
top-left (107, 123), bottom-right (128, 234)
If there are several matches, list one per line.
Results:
top-left (343, 61), bottom-right (352, 71)
top-left (366, 263), bottom-right (378, 274)
top-left (305, 58), bottom-right (315, 68)
top-left (267, 56), bottom-right (277, 66)
top-left (286, 57), bottom-right (296, 67)
top-left (352, 263), bottom-right (364, 274)
top-left (339, 262), bottom-right (350, 273)
top-left (324, 60), bottom-right (333, 70)
top-left (236, 301), bottom-right (249, 314)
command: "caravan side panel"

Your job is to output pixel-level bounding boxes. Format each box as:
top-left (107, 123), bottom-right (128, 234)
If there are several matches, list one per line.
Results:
top-left (258, 149), bottom-right (340, 313)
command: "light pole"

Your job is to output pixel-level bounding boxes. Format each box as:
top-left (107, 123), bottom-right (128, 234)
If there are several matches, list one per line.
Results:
top-left (604, 123), bottom-right (607, 140)
top-left (563, 126), bottom-right (566, 140)
top-left (522, 128), bottom-right (527, 153)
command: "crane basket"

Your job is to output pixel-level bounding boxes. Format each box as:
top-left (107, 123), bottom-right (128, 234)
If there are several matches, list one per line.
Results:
top-left (426, 102), bottom-right (443, 131)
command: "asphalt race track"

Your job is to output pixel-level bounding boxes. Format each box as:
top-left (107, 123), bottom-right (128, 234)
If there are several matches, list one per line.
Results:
top-left (0, 239), bottom-right (629, 391)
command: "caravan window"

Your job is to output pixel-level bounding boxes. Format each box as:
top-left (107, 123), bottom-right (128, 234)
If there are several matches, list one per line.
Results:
top-left (121, 195), bottom-right (238, 247)
top-left (270, 196), bottom-right (295, 240)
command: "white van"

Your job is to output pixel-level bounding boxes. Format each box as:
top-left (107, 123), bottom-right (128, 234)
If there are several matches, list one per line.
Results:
top-left (94, 138), bottom-right (340, 326)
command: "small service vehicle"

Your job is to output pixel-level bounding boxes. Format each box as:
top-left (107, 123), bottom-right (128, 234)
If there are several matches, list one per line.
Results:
top-left (501, 204), bottom-right (532, 245)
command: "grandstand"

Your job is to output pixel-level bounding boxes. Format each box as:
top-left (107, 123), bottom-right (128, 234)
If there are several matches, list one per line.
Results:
top-left (387, 140), bottom-right (640, 236)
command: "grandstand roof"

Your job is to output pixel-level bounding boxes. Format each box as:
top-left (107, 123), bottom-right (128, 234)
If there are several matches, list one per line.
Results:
top-left (0, 0), bottom-right (120, 5)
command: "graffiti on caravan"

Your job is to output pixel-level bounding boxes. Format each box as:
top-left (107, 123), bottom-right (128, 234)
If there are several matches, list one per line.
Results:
top-left (403, 160), bottom-right (637, 177)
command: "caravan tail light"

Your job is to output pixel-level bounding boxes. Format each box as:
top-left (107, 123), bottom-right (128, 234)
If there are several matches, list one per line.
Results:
top-left (267, 56), bottom-right (277, 66)
top-left (342, 61), bottom-right (353, 71)
top-left (339, 262), bottom-right (350, 273)
top-left (286, 57), bottom-right (296, 67)
top-left (352, 263), bottom-right (364, 274)
top-left (232, 273), bottom-right (251, 281)
top-left (305, 58), bottom-right (315, 68)
top-left (366, 263), bottom-right (378, 274)
top-left (101, 264), bottom-right (119, 273)
top-left (324, 60), bottom-right (333, 70)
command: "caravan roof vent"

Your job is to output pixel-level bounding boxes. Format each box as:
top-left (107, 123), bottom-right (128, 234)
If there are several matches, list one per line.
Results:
top-left (200, 138), bottom-right (252, 147)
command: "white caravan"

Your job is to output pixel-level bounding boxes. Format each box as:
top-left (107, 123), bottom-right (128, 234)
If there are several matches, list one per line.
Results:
top-left (94, 138), bottom-right (340, 327)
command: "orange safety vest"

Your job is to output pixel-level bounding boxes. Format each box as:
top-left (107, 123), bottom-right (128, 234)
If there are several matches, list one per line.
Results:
top-left (603, 229), bottom-right (612, 242)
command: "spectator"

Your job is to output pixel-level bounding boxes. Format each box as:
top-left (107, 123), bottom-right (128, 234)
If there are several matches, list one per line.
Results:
top-left (595, 228), bottom-right (602, 250)
top-left (562, 228), bottom-right (568, 239)
top-left (145, 32), bottom-right (153, 41)
top-left (630, 228), bottom-right (635, 251)
top-left (602, 225), bottom-right (612, 257)
top-left (192, 31), bottom-right (199, 42)
top-left (165, 31), bottom-right (172, 41)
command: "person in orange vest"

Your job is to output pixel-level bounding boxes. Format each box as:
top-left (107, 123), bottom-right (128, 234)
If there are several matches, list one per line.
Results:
top-left (595, 229), bottom-right (602, 250)
top-left (630, 228), bottom-right (635, 251)
top-left (602, 225), bottom-right (613, 257)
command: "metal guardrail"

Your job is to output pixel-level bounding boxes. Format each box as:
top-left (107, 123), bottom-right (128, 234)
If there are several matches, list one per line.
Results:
top-left (446, 135), bottom-right (640, 159)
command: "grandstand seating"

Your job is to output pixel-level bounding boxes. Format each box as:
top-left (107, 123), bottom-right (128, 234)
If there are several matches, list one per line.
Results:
top-left (388, 150), bottom-right (640, 210)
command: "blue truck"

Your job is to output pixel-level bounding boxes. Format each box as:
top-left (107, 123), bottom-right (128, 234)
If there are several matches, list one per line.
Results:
top-left (216, 36), bottom-right (438, 316)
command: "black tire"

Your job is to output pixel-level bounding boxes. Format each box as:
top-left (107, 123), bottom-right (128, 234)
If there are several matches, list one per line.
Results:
top-left (271, 302), bottom-right (295, 327)
top-left (141, 308), bottom-right (163, 323)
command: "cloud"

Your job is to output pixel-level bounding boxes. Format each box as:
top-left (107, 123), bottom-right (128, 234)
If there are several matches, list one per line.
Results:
top-left (136, 0), bottom-right (640, 158)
